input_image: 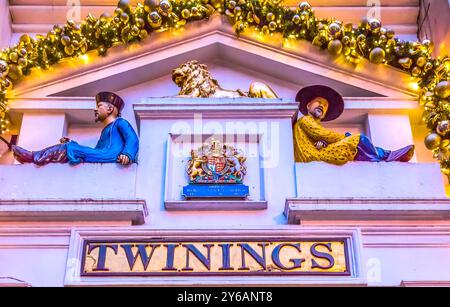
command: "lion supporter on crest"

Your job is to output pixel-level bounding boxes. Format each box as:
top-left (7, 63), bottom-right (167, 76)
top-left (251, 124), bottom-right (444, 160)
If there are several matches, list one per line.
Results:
top-left (293, 85), bottom-right (415, 164)
top-left (12, 92), bottom-right (139, 166)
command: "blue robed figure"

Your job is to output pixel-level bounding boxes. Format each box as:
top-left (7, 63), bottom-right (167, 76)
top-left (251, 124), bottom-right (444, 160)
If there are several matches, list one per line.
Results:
top-left (12, 92), bottom-right (139, 166)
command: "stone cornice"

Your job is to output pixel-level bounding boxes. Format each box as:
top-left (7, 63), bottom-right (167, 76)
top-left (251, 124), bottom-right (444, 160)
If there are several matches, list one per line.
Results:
top-left (285, 198), bottom-right (450, 225)
top-left (0, 199), bottom-right (148, 225)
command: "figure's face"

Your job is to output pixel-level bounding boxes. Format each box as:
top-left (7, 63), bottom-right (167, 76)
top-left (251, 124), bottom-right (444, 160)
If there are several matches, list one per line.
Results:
top-left (94, 101), bottom-right (114, 122)
top-left (307, 97), bottom-right (329, 120)
top-left (172, 63), bottom-right (192, 87)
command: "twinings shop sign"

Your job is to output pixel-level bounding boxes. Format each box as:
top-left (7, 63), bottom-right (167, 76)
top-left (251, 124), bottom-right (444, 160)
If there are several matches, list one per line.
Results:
top-left (81, 239), bottom-right (349, 276)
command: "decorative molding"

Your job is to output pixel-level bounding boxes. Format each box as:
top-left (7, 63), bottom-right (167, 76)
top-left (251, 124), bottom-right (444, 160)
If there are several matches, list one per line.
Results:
top-left (134, 98), bottom-right (298, 121)
top-left (0, 199), bottom-right (148, 225)
top-left (284, 198), bottom-right (450, 225)
top-left (165, 200), bottom-right (268, 211)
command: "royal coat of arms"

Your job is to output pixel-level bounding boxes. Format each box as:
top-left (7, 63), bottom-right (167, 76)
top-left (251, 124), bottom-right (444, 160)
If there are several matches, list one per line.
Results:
top-left (187, 139), bottom-right (247, 184)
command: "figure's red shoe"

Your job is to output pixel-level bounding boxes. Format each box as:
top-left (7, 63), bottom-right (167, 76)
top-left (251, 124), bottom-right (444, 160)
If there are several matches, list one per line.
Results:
top-left (386, 145), bottom-right (415, 162)
top-left (11, 145), bottom-right (34, 164)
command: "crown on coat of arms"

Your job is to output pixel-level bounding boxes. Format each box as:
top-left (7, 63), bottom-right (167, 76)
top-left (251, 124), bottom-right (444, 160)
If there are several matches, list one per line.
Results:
top-left (187, 138), bottom-right (247, 184)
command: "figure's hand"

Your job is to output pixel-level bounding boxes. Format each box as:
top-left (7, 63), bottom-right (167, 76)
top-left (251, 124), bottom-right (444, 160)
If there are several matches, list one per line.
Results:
top-left (117, 154), bottom-right (131, 165)
top-left (315, 140), bottom-right (328, 150)
top-left (60, 137), bottom-right (70, 144)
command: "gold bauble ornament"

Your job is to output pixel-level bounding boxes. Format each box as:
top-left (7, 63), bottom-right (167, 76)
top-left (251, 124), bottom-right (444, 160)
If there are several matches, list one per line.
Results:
top-left (118, 0), bottom-right (131, 11)
top-left (210, 0), bottom-right (222, 10)
top-left (135, 3), bottom-right (145, 15)
top-left (343, 46), bottom-right (351, 56)
top-left (132, 25), bottom-right (140, 36)
top-left (349, 39), bottom-right (356, 49)
top-left (120, 12), bottom-right (130, 23)
top-left (7, 64), bottom-right (22, 81)
top-left (262, 25), bottom-right (269, 36)
top-left (398, 57), bottom-right (413, 69)
top-left (266, 12), bottom-right (275, 22)
top-left (136, 18), bottom-right (146, 28)
top-left (342, 36), bottom-right (350, 45)
top-left (61, 36), bottom-right (71, 46)
top-left (357, 34), bottom-right (366, 43)
top-left (312, 35), bottom-right (325, 47)
top-left (144, 0), bottom-right (159, 12)
top-left (298, 1), bottom-right (311, 12)
top-left (424, 62), bottom-right (433, 72)
top-left (100, 12), bottom-right (111, 22)
top-left (328, 22), bottom-right (341, 37)
top-left (228, 0), bottom-right (236, 9)
top-left (416, 57), bottom-right (427, 67)
top-left (386, 28), bottom-right (395, 39)
top-left (18, 57), bottom-right (27, 67)
top-left (292, 14), bottom-right (300, 25)
top-left (181, 9), bottom-right (191, 19)
top-left (435, 81), bottom-right (450, 99)
top-left (343, 22), bottom-right (353, 33)
top-left (425, 132), bottom-right (442, 150)
top-left (139, 29), bottom-right (149, 39)
top-left (369, 47), bottom-right (385, 64)
top-left (422, 39), bottom-right (434, 54)
top-left (368, 18), bottom-right (381, 33)
top-left (9, 52), bottom-right (18, 63)
top-left (147, 11), bottom-right (162, 28)
top-left (327, 39), bottom-right (343, 56)
top-left (158, 0), bottom-right (172, 16)
top-left (2, 78), bottom-right (13, 90)
top-left (0, 60), bottom-right (9, 75)
top-left (379, 35), bottom-right (387, 43)
top-left (411, 66), bottom-right (422, 77)
top-left (19, 34), bottom-right (31, 45)
top-left (64, 45), bottom-right (75, 56)
top-left (237, 22), bottom-right (245, 32)
top-left (437, 120), bottom-right (450, 136)
top-left (268, 21), bottom-right (277, 31)
top-left (67, 19), bottom-right (76, 28)
top-left (114, 8), bottom-right (124, 17)
top-left (234, 6), bottom-right (242, 16)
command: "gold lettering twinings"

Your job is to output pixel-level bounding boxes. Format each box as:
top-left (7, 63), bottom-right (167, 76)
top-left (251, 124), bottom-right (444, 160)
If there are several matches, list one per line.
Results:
top-left (81, 239), bottom-right (349, 276)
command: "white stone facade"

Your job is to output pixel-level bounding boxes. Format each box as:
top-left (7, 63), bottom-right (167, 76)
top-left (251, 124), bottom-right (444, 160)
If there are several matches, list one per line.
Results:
top-left (0, 4), bottom-right (449, 287)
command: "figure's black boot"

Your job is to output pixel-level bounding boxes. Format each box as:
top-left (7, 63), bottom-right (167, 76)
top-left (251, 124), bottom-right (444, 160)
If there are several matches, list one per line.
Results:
top-left (385, 145), bottom-right (415, 162)
top-left (11, 145), bottom-right (34, 164)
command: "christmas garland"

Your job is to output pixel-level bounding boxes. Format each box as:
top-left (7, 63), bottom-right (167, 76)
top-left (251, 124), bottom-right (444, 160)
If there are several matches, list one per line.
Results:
top-left (0, 0), bottom-right (449, 172)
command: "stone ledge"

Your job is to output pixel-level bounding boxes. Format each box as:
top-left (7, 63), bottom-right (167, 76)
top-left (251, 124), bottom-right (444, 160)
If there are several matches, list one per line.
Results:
top-left (165, 200), bottom-right (268, 211)
top-left (134, 98), bottom-right (298, 120)
top-left (285, 198), bottom-right (450, 224)
top-left (295, 162), bottom-right (446, 199)
top-left (0, 199), bottom-right (148, 225)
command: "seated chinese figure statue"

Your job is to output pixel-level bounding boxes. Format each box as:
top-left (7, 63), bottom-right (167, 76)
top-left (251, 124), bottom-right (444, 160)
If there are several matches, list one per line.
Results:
top-left (293, 85), bottom-right (415, 165)
top-left (12, 92), bottom-right (139, 166)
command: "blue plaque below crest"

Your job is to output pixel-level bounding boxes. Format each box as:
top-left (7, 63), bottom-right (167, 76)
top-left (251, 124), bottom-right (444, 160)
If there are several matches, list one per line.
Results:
top-left (182, 184), bottom-right (249, 199)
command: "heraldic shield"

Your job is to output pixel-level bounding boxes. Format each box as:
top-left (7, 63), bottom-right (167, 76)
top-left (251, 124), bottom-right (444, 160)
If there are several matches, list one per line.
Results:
top-left (183, 139), bottom-right (249, 199)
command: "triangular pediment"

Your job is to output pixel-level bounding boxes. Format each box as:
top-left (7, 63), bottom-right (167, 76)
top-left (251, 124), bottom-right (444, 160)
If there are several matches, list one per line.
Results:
top-left (9, 16), bottom-right (418, 102)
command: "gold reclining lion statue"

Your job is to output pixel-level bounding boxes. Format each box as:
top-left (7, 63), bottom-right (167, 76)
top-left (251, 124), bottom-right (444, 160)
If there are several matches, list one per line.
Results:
top-left (172, 60), bottom-right (278, 98)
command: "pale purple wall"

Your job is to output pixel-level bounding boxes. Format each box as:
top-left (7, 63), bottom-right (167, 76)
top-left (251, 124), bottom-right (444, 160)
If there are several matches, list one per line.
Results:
top-left (0, 0), bottom-right (11, 48)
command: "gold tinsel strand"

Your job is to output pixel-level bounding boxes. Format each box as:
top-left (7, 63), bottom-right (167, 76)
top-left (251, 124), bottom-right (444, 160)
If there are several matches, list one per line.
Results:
top-left (0, 0), bottom-right (449, 175)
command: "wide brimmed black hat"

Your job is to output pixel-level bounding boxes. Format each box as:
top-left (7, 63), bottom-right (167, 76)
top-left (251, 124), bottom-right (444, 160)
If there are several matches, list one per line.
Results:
top-left (96, 91), bottom-right (124, 112)
top-left (296, 85), bottom-right (345, 122)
